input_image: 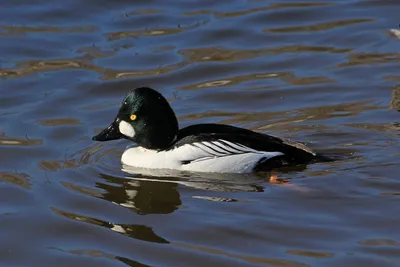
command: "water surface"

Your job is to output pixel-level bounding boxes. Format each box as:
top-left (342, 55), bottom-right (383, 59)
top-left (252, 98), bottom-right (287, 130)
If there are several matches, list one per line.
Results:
top-left (1, 0), bottom-right (400, 266)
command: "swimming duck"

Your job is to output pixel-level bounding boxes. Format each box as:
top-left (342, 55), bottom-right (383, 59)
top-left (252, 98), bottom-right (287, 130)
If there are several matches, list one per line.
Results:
top-left (92, 87), bottom-right (326, 173)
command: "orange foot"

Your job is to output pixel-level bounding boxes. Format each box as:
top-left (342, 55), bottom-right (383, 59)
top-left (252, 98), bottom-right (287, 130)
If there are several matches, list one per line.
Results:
top-left (268, 173), bottom-right (311, 192)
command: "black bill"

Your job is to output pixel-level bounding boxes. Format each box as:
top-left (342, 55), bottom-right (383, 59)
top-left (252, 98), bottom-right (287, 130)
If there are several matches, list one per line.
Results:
top-left (92, 119), bottom-right (123, 141)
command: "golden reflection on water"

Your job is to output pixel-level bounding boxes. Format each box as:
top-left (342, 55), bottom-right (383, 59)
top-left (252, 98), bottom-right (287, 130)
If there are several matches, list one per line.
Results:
top-left (337, 52), bottom-right (400, 68)
top-left (1, 1), bottom-right (399, 267)
top-left (0, 59), bottom-right (98, 78)
top-left (106, 28), bottom-right (184, 40)
top-left (106, 21), bottom-right (208, 40)
top-left (390, 85), bottom-right (400, 111)
top-left (180, 45), bottom-right (351, 64)
top-left (177, 100), bottom-right (383, 135)
top-left (2, 44), bottom-right (396, 81)
top-left (270, 45), bottom-right (352, 54)
top-left (180, 72), bottom-right (284, 90)
top-left (38, 118), bottom-right (81, 126)
top-left (39, 160), bottom-right (79, 171)
top-left (61, 181), bottom-right (103, 198)
top-left (181, 71), bottom-right (335, 90)
top-left (0, 25), bottom-right (97, 36)
top-left (0, 172), bottom-right (31, 189)
top-left (180, 47), bottom-right (266, 62)
top-left (0, 137), bottom-right (42, 146)
top-left (201, 100), bottom-right (381, 130)
top-left (264, 18), bottom-right (375, 33)
top-left (0, 58), bottom-right (189, 80)
top-left (358, 238), bottom-right (400, 246)
top-left (286, 249), bottom-right (334, 258)
top-left (183, 2), bottom-right (330, 18)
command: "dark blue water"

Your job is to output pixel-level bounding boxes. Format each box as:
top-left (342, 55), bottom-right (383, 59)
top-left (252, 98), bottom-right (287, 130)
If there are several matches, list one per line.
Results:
top-left (1, 0), bottom-right (400, 266)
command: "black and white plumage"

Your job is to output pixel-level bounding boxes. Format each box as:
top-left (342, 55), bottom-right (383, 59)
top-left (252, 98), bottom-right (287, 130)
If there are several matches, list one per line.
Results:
top-left (92, 87), bottom-right (329, 173)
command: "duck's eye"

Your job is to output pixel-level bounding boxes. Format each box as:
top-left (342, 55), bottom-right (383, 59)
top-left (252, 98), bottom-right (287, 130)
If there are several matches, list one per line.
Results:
top-left (130, 114), bottom-right (137, 121)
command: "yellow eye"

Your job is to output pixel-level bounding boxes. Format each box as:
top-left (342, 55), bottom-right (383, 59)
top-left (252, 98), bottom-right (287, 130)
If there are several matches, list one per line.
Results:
top-left (130, 114), bottom-right (137, 121)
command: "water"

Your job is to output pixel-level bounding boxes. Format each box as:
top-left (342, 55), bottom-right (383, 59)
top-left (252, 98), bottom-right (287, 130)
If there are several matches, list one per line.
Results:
top-left (1, 0), bottom-right (400, 266)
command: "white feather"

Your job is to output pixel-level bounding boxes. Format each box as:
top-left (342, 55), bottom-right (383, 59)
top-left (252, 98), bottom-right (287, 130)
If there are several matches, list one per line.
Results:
top-left (119, 120), bottom-right (135, 138)
top-left (121, 139), bottom-right (284, 173)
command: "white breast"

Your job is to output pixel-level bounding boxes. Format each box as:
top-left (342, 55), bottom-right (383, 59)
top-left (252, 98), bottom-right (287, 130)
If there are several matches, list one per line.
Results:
top-left (121, 139), bottom-right (283, 174)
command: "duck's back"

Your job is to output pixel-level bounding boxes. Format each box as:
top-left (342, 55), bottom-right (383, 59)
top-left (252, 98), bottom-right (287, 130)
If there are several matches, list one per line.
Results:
top-left (172, 123), bottom-right (316, 165)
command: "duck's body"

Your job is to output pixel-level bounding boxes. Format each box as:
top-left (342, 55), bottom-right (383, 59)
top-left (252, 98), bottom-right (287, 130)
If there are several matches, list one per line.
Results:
top-left (93, 87), bottom-right (325, 174)
top-left (121, 144), bottom-right (282, 173)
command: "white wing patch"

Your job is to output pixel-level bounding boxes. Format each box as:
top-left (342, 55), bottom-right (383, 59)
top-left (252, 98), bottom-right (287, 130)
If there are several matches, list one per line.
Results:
top-left (186, 139), bottom-right (261, 162)
top-left (172, 139), bottom-right (284, 173)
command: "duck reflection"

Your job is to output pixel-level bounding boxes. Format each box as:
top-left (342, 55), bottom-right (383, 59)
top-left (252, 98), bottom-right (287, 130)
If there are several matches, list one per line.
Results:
top-left (91, 158), bottom-right (311, 215)
top-left (51, 206), bottom-right (169, 244)
top-left (121, 166), bottom-right (270, 192)
top-left (95, 166), bottom-right (278, 213)
top-left (97, 172), bottom-right (181, 215)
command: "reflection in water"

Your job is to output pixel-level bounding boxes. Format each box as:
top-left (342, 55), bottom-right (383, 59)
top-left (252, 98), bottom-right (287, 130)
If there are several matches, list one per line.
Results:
top-left (191, 196), bottom-right (240, 202)
top-left (358, 238), bottom-right (400, 247)
top-left (181, 70), bottom-right (336, 90)
top-left (0, 58), bottom-right (190, 80)
top-left (286, 249), bottom-right (334, 259)
top-left (51, 206), bottom-right (169, 244)
top-left (183, 2), bottom-right (330, 18)
top-left (122, 166), bottom-right (267, 192)
top-left (106, 20), bottom-right (207, 40)
top-left (120, 8), bottom-right (163, 17)
top-left (38, 118), bottom-right (81, 126)
top-left (194, 100), bottom-right (380, 132)
top-left (390, 85), bottom-right (400, 111)
top-left (179, 45), bottom-right (349, 65)
top-left (39, 160), bottom-right (79, 171)
top-left (0, 44), bottom-right (353, 81)
top-left (1, 0), bottom-right (400, 266)
top-left (172, 241), bottom-right (309, 267)
top-left (337, 52), bottom-right (400, 68)
top-left (119, 166), bottom-right (314, 200)
top-left (52, 248), bottom-right (151, 267)
top-left (97, 173), bottom-right (181, 215)
top-left (264, 18), bottom-right (375, 33)
top-left (106, 28), bottom-right (184, 40)
top-left (180, 47), bottom-right (266, 62)
top-left (0, 25), bottom-right (97, 36)
top-left (61, 181), bottom-right (103, 198)
top-left (0, 172), bottom-right (31, 189)
top-left (0, 136), bottom-right (42, 146)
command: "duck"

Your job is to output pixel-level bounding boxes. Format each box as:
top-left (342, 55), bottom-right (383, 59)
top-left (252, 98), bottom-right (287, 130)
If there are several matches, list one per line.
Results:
top-left (92, 87), bottom-right (329, 173)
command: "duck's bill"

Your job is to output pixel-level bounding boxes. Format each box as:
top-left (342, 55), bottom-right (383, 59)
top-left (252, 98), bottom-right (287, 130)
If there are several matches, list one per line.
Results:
top-left (92, 120), bottom-right (123, 141)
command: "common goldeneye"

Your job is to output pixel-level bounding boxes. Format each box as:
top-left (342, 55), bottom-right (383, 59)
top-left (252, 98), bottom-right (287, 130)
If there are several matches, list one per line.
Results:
top-left (92, 87), bottom-right (328, 173)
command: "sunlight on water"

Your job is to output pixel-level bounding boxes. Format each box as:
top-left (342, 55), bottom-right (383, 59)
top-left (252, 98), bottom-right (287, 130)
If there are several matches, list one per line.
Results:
top-left (0, 0), bottom-right (399, 266)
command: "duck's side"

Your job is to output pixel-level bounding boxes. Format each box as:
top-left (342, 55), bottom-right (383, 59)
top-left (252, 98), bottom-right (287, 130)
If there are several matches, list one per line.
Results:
top-left (121, 123), bottom-right (320, 173)
top-left (174, 123), bottom-right (318, 163)
top-left (121, 138), bottom-right (284, 173)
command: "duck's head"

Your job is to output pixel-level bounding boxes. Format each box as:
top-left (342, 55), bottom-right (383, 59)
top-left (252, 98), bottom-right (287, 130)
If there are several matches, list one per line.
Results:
top-left (92, 87), bottom-right (179, 150)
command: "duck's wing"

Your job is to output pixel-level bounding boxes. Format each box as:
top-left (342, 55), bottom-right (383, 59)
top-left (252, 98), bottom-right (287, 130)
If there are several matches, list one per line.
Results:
top-left (165, 125), bottom-right (284, 173)
top-left (171, 123), bottom-right (316, 164)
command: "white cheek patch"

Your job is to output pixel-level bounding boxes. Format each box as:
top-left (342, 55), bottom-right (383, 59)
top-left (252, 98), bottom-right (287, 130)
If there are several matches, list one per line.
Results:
top-left (119, 120), bottom-right (135, 138)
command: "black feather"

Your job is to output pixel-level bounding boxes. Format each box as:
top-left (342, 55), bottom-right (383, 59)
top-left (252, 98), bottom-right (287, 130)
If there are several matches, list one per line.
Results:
top-left (168, 123), bottom-right (317, 166)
